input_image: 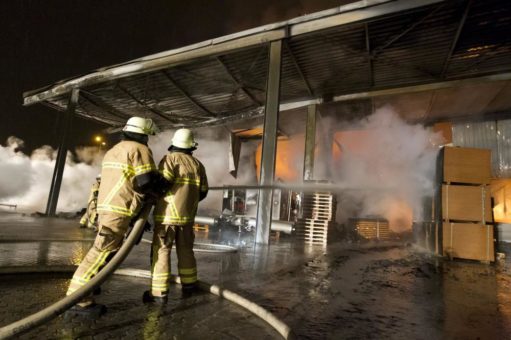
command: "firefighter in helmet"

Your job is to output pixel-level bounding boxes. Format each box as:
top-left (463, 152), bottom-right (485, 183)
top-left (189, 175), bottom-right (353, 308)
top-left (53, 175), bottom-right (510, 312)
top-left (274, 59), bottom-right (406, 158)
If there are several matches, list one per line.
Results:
top-left (79, 174), bottom-right (101, 231)
top-left (144, 128), bottom-right (208, 303)
top-left (66, 117), bottom-right (169, 316)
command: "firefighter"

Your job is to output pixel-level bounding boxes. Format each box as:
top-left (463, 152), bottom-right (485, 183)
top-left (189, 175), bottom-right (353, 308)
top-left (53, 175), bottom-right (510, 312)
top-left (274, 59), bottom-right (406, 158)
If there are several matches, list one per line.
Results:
top-left (66, 116), bottom-right (168, 316)
top-left (143, 128), bottom-right (208, 303)
top-left (79, 174), bottom-right (101, 231)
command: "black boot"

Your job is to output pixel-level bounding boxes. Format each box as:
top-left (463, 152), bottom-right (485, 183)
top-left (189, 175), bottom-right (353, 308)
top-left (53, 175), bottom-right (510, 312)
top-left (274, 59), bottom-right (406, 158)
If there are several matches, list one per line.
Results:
top-left (181, 283), bottom-right (200, 299)
top-left (142, 290), bottom-right (168, 304)
top-left (65, 303), bottom-right (107, 318)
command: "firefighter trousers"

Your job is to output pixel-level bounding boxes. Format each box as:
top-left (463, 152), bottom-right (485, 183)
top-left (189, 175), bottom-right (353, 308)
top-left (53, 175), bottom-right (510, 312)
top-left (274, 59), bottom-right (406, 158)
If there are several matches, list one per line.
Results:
top-left (150, 223), bottom-right (197, 296)
top-left (66, 214), bottom-right (131, 304)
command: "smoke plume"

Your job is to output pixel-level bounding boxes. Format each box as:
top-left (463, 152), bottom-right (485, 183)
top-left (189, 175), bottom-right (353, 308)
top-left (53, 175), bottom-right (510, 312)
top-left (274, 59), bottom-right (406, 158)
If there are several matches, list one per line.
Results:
top-left (0, 107), bottom-right (440, 230)
top-left (320, 106), bottom-right (443, 231)
top-left (0, 137), bottom-right (101, 213)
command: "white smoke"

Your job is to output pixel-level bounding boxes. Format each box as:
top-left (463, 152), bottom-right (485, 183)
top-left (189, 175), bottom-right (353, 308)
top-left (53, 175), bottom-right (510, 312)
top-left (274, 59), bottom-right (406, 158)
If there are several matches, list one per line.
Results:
top-left (138, 107), bottom-right (441, 231)
top-left (0, 137), bottom-right (102, 213)
top-left (0, 95), bottom-right (446, 233)
top-left (0, 128), bottom-right (258, 215)
top-left (319, 107), bottom-right (443, 231)
top-left (149, 128), bottom-right (258, 214)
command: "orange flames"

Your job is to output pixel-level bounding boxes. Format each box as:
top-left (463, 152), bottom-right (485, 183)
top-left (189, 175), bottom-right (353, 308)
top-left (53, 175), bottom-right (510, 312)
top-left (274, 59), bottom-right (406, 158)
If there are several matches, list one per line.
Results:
top-left (253, 127), bottom-right (444, 231)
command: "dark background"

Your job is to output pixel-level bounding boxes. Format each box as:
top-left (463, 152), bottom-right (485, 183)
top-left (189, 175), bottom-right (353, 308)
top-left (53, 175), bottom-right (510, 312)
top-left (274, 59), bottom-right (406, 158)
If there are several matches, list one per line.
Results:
top-left (0, 0), bottom-right (352, 152)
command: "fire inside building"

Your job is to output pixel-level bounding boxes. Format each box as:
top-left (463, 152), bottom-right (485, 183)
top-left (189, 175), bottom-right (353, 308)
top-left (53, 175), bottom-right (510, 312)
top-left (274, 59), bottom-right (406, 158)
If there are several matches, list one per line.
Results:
top-left (1, 0), bottom-right (511, 338)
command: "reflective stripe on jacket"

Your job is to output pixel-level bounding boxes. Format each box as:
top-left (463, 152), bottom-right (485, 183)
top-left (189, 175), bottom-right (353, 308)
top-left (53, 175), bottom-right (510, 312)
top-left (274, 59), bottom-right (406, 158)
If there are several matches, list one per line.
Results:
top-left (97, 140), bottom-right (156, 218)
top-left (153, 151), bottom-right (208, 225)
top-left (86, 181), bottom-right (100, 207)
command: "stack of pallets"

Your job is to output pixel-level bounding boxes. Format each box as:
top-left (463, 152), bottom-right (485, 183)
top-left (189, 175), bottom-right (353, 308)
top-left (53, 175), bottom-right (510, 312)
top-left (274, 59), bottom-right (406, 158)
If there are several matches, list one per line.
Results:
top-left (296, 192), bottom-right (336, 245)
top-left (436, 147), bottom-right (495, 262)
top-left (350, 217), bottom-right (390, 240)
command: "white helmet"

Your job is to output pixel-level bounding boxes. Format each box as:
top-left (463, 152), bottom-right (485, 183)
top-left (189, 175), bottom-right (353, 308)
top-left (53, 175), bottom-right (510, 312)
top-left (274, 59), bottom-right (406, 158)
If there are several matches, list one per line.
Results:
top-left (171, 128), bottom-right (197, 149)
top-left (96, 174), bottom-right (101, 180)
top-left (123, 117), bottom-right (158, 135)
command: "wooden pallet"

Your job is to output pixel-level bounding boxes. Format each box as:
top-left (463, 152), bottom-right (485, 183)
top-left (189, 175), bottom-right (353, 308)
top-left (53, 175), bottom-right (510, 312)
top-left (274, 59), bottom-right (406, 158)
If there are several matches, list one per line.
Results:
top-left (295, 219), bottom-right (335, 245)
top-left (351, 219), bottom-right (390, 240)
top-left (298, 191), bottom-right (337, 245)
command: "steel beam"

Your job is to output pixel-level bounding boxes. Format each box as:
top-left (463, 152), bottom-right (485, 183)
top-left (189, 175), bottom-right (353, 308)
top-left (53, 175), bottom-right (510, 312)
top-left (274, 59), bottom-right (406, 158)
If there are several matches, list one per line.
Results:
top-left (365, 23), bottom-right (374, 87)
top-left (290, 0), bottom-right (444, 36)
top-left (191, 72), bottom-right (511, 129)
top-left (440, 0), bottom-right (472, 78)
top-left (216, 57), bottom-right (262, 106)
top-left (256, 40), bottom-right (283, 245)
top-left (46, 88), bottom-right (79, 216)
top-left (117, 83), bottom-right (177, 121)
top-left (41, 101), bottom-right (122, 126)
top-left (419, 110), bottom-right (511, 126)
top-left (371, 4), bottom-right (444, 58)
top-left (278, 72), bottom-right (511, 112)
top-left (284, 41), bottom-right (314, 97)
top-left (79, 90), bottom-right (130, 121)
top-left (303, 104), bottom-right (317, 181)
top-left (161, 71), bottom-right (215, 117)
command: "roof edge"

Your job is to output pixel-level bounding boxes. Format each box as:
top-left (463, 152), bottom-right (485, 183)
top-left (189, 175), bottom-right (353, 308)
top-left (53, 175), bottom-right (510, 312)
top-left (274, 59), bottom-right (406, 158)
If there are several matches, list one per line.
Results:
top-left (23, 0), bottom-right (444, 106)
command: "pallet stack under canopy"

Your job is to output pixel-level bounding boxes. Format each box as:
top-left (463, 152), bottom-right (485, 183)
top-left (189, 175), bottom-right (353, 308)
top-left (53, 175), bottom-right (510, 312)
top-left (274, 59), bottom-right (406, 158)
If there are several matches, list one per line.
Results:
top-left (295, 192), bottom-right (336, 245)
top-left (435, 147), bottom-right (495, 262)
top-left (349, 217), bottom-right (390, 240)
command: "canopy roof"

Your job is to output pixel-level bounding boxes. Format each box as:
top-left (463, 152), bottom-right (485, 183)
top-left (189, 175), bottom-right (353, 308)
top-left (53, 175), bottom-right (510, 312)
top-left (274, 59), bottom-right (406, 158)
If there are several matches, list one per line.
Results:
top-left (23, 0), bottom-right (511, 129)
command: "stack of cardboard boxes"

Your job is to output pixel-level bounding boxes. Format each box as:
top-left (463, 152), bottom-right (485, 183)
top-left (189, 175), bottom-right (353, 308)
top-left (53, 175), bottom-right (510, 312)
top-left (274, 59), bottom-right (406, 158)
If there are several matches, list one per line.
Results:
top-left (436, 147), bottom-right (495, 262)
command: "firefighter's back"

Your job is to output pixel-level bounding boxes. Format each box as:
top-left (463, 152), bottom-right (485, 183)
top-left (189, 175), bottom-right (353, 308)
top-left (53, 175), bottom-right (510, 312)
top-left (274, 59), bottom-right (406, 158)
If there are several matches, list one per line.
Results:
top-left (97, 140), bottom-right (153, 220)
top-left (154, 151), bottom-right (206, 225)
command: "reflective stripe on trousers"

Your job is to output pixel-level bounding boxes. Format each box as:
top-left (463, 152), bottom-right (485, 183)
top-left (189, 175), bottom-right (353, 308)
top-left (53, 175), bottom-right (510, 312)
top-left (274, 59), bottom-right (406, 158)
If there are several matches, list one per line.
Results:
top-left (150, 223), bottom-right (197, 296)
top-left (66, 216), bottom-right (130, 298)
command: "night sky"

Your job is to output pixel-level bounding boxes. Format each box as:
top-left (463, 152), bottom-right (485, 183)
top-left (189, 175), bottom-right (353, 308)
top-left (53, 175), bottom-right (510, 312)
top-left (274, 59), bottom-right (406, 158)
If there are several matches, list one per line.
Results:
top-left (0, 0), bottom-right (351, 152)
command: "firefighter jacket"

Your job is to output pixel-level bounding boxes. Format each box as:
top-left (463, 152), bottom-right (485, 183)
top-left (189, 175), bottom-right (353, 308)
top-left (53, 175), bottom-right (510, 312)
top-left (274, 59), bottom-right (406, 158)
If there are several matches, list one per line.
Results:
top-left (79, 181), bottom-right (100, 226)
top-left (88, 181), bottom-right (100, 205)
top-left (154, 151), bottom-right (208, 225)
top-left (97, 140), bottom-right (156, 219)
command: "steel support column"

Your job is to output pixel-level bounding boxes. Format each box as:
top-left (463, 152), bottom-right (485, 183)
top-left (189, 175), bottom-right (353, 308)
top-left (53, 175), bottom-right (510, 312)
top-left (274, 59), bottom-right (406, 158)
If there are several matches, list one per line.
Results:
top-left (45, 88), bottom-right (79, 216)
top-left (255, 40), bottom-right (283, 245)
top-left (303, 104), bottom-right (317, 181)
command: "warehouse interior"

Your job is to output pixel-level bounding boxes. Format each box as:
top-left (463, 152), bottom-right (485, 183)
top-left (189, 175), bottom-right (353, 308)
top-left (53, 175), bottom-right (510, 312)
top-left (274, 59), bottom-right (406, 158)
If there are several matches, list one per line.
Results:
top-left (2, 0), bottom-right (511, 338)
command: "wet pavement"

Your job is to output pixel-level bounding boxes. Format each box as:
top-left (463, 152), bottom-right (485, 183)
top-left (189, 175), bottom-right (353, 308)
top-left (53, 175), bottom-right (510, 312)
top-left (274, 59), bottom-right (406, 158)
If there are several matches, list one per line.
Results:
top-left (1, 211), bottom-right (511, 339)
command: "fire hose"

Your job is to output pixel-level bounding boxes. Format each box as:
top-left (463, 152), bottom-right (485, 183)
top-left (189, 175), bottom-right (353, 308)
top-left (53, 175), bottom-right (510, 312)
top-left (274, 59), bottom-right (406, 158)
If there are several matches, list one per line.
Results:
top-left (0, 206), bottom-right (295, 339)
top-left (0, 204), bottom-right (152, 339)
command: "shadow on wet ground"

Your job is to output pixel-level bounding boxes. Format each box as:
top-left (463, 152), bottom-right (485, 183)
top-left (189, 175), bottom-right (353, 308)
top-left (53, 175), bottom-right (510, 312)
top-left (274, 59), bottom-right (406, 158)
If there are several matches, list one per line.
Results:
top-left (1, 211), bottom-right (511, 339)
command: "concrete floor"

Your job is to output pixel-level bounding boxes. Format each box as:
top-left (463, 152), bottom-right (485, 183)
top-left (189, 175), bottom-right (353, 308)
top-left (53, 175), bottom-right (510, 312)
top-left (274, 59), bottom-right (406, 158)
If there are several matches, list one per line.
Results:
top-left (1, 211), bottom-right (511, 339)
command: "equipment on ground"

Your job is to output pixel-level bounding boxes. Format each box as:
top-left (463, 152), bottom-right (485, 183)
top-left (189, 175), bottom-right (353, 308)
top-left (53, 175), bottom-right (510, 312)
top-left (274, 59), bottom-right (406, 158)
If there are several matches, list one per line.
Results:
top-left (195, 214), bottom-right (294, 235)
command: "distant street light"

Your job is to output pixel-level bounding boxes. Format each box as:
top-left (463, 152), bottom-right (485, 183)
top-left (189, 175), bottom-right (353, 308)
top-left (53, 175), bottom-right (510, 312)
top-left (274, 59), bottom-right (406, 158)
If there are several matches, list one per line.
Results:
top-left (94, 135), bottom-right (106, 151)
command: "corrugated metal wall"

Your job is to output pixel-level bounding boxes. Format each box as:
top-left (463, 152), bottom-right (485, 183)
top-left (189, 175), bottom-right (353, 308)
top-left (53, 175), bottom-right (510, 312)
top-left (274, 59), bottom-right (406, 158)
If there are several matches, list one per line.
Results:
top-left (452, 120), bottom-right (511, 177)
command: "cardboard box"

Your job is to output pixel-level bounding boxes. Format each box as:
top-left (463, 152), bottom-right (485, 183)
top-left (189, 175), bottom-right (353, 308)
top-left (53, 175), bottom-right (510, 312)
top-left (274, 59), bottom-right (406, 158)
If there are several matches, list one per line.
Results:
top-left (442, 147), bottom-right (492, 184)
top-left (442, 184), bottom-right (492, 222)
top-left (442, 222), bottom-right (495, 262)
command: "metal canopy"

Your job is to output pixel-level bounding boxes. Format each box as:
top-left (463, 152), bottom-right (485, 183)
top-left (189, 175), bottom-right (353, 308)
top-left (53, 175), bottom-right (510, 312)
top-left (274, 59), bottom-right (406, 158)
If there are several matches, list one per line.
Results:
top-left (23, 0), bottom-right (511, 129)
